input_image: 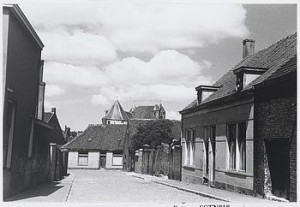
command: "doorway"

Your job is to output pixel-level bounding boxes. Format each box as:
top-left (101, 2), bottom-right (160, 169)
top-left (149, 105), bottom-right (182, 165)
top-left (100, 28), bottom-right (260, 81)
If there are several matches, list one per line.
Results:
top-left (265, 139), bottom-right (290, 199)
top-left (100, 155), bottom-right (106, 168)
top-left (209, 126), bottom-right (216, 186)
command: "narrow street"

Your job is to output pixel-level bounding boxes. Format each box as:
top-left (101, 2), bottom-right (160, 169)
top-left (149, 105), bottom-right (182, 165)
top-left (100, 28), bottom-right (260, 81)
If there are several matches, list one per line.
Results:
top-left (8, 169), bottom-right (218, 204)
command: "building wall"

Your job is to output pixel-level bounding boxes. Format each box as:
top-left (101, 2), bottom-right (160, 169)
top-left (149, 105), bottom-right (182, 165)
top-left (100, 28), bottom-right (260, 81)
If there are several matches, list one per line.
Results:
top-left (106, 152), bottom-right (123, 169)
top-left (181, 97), bottom-right (255, 194)
top-left (68, 151), bottom-right (100, 169)
top-left (3, 8), bottom-right (43, 199)
top-left (254, 79), bottom-right (297, 201)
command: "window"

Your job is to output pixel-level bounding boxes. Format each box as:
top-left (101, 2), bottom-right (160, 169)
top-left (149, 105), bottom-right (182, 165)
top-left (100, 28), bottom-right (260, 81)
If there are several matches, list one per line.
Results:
top-left (112, 154), bottom-right (123, 166)
top-left (184, 129), bottom-right (195, 166)
top-left (78, 152), bottom-right (88, 166)
top-left (227, 122), bottom-right (246, 171)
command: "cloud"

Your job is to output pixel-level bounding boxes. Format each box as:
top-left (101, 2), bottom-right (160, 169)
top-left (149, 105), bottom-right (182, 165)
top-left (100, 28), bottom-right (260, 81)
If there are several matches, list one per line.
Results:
top-left (43, 62), bottom-right (109, 87)
top-left (38, 29), bottom-right (117, 65)
top-left (21, 4), bottom-right (248, 54)
top-left (45, 84), bottom-right (65, 97)
top-left (44, 100), bottom-right (54, 112)
top-left (91, 94), bottom-right (110, 106)
top-left (104, 50), bottom-right (208, 87)
top-left (100, 4), bottom-right (248, 53)
top-left (91, 83), bottom-right (198, 106)
top-left (44, 50), bottom-right (211, 89)
top-left (167, 110), bottom-right (181, 120)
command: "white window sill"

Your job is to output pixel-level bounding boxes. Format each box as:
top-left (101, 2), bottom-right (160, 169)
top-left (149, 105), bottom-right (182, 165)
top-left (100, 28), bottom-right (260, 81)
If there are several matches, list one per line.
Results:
top-left (225, 169), bottom-right (250, 177)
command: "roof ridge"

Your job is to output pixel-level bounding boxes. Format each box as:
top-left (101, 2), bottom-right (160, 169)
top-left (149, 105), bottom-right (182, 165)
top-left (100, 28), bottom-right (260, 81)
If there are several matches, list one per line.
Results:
top-left (232, 32), bottom-right (297, 71)
top-left (260, 53), bottom-right (297, 83)
top-left (61, 124), bottom-right (91, 148)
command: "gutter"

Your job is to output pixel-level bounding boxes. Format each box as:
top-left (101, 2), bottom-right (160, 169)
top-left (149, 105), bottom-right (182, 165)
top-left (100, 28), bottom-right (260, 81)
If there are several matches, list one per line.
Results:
top-left (180, 89), bottom-right (254, 115)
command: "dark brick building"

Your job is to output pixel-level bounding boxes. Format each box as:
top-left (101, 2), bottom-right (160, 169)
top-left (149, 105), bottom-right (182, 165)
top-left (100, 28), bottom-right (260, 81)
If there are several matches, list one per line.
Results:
top-left (3, 4), bottom-right (51, 199)
top-left (180, 33), bottom-right (296, 201)
top-left (3, 4), bottom-right (69, 200)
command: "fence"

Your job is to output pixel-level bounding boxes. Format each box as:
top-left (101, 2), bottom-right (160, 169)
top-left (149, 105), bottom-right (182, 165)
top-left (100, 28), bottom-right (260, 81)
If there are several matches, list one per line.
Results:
top-left (134, 144), bottom-right (181, 180)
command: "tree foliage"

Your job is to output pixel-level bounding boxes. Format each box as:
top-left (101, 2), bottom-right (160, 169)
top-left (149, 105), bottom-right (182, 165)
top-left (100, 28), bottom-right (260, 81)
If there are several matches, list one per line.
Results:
top-left (132, 119), bottom-right (175, 150)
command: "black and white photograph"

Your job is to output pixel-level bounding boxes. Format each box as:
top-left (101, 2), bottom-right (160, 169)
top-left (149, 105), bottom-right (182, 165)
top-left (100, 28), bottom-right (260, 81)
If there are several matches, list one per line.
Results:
top-left (2, 1), bottom-right (297, 206)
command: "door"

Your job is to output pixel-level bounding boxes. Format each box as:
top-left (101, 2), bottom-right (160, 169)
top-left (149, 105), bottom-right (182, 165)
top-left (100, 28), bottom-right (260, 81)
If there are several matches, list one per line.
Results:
top-left (265, 139), bottom-right (289, 199)
top-left (100, 156), bottom-right (106, 168)
top-left (209, 126), bottom-right (216, 186)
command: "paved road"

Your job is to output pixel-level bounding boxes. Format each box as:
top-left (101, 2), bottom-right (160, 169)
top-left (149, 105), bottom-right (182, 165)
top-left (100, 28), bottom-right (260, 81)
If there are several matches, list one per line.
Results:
top-left (8, 169), bottom-right (218, 204)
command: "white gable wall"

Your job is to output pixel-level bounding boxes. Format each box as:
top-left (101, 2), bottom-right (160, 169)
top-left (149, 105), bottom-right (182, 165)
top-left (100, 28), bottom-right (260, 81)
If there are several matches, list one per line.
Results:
top-left (68, 151), bottom-right (100, 169)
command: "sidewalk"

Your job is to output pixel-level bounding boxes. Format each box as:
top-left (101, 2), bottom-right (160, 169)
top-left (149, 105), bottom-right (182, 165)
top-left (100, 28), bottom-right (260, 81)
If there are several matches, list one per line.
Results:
top-left (5, 173), bottom-right (75, 202)
top-left (122, 171), bottom-right (278, 203)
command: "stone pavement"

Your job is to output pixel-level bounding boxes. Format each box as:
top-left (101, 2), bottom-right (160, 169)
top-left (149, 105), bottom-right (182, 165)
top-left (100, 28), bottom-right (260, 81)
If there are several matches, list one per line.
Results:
top-left (122, 171), bottom-right (279, 203)
top-left (5, 169), bottom-right (219, 205)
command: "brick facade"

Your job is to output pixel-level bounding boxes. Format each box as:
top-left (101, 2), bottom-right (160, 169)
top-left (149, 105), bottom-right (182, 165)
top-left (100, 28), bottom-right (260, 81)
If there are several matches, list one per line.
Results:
top-left (254, 77), bottom-right (297, 201)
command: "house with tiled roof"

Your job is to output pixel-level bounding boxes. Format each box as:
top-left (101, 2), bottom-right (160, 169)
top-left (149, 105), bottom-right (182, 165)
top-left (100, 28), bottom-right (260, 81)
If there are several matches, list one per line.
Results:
top-left (180, 33), bottom-right (296, 201)
top-left (129, 104), bottom-right (166, 120)
top-left (43, 108), bottom-right (68, 179)
top-left (63, 100), bottom-right (128, 169)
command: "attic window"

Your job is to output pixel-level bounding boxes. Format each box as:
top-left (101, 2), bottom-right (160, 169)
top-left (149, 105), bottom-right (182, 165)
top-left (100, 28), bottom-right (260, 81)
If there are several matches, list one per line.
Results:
top-left (195, 85), bottom-right (220, 105)
top-left (233, 66), bottom-right (268, 92)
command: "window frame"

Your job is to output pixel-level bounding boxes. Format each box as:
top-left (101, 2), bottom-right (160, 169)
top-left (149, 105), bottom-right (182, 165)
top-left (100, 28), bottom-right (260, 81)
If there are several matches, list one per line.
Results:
top-left (112, 153), bottom-right (123, 166)
top-left (226, 122), bottom-right (246, 172)
top-left (184, 129), bottom-right (195, 166)
top-left (78, 151), bottom-right (88, 166)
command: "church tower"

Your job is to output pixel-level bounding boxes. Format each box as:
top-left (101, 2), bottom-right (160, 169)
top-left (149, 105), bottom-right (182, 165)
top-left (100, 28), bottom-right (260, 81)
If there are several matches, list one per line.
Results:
top-left (102, 100), bottom-right (129, 125)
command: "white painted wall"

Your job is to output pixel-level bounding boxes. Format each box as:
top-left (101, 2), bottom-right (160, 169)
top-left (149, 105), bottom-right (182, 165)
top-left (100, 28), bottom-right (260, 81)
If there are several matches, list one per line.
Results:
top-left (106, 152), bottom-right (123, 169)
top-left (68, 151), bottom-right (100, 169)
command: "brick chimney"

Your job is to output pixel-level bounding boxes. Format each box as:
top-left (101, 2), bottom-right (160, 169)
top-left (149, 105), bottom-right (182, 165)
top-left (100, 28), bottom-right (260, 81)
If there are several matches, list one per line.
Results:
top-left (51, 107), bottom-right (56, 114)
top-left (242, 39), bottom-right (255, 59)
top-left (37, 82), bottom-right (46, 120)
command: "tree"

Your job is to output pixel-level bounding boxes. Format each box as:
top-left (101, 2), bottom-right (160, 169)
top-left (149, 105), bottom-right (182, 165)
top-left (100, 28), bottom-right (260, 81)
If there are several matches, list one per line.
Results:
top-left (132, 119), bottom-right (175, 150)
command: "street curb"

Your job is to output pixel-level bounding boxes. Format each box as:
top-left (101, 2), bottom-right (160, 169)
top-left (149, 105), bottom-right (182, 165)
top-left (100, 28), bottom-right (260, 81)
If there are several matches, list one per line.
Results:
top-left (152, 180), bottom-right (230, 202)
top-left (128, 173), bottom-right (230, 202)
top-left (64, 173), bottom-right (75, 202)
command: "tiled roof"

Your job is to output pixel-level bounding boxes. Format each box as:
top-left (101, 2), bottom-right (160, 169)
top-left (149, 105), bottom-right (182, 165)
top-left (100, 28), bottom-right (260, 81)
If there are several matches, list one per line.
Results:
top-left (130, 106), bottom-right (156, 119)
top-left (130, 105), bottom-right (165, 119)
top-left (104, 100), bottom-right (129, 121)
top-left (62, 124), bottom-right (127, 151)
top-left (181, 33), bottom-right (297, 112)
top-left (43, 111), bottom-right (66, 145)
top-left (262, 55), bottom-right (296, 82)
top-left (43, 112), bottom-right (54, 123)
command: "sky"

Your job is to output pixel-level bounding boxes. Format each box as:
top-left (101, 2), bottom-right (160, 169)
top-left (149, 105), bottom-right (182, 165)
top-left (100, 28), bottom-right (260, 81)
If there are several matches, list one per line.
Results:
top-left (19, 3), bottom-right (297, 131)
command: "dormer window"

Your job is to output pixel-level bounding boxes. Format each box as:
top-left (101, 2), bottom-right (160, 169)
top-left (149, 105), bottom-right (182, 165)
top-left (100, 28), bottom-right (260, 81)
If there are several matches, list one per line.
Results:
top-left (195, 85), bottom-right (220, 105)
top-left (233, 66), bottom-right (268, 92)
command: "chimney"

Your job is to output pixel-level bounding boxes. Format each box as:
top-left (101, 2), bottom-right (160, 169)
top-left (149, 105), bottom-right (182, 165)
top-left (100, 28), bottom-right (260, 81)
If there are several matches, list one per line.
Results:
top-left (37, 82), bottom-right (46, 120)
top-left (105, 110), bottom-right (108, 115)
top-left (39, 60), bottom-right (44, 82)
top-left (242, 39), bottom-right (255, 59)
top-left (51, 107), bottom-right (56, 113)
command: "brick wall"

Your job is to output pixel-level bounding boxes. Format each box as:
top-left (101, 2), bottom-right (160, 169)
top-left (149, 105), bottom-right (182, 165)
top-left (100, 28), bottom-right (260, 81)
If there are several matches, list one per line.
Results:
top-left (254, 78), bottom-right (296, 201)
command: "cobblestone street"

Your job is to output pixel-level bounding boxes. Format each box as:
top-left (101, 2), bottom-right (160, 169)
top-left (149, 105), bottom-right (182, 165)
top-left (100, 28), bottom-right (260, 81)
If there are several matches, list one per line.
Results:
top-left (7, 169), bottom-right (218, 204)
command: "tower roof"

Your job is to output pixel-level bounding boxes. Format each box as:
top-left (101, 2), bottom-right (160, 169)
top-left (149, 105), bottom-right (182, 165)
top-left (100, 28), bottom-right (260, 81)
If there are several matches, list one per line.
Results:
top-left (104, 100), bottom-right (129, 121)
